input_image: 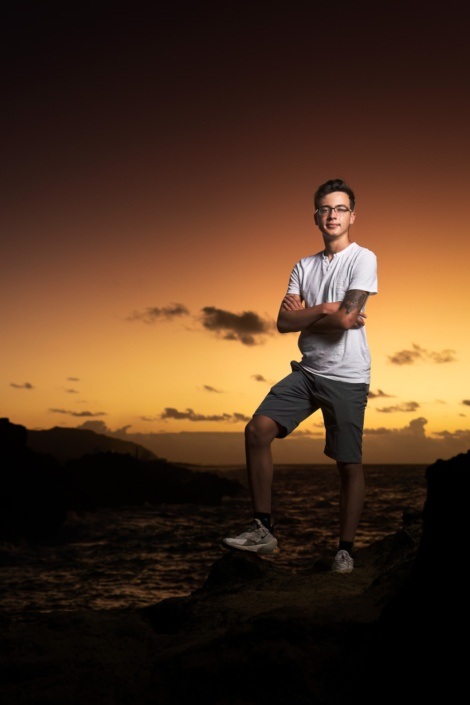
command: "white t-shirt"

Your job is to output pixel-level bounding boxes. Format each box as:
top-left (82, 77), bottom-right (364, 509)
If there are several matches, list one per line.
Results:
top-left (286, 242), bottom-right (378, 383)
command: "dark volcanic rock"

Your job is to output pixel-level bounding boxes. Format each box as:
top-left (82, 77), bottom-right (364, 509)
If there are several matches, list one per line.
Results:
top-left (362, 449), bottom-right (470, 703)
top-left (0, 418), bottom-right (68, 540)
top-left (0, 523), bottom-right (422, 705)
top-left (0, 445), bottom-right (468, 705)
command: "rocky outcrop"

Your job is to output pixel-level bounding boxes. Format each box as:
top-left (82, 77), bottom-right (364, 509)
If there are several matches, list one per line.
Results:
top-left (0, 525), bottom-right (421, 705)
top-left (1, 441), bottom-right (468, 705)
top-left (0, 419), bottom-right (67, 541)
top-left (362, 449), bottom-right (470, 702)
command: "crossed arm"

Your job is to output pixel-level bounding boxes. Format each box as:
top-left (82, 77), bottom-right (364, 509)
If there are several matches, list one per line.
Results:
top-left (277, 290), bottom-right (369, 333)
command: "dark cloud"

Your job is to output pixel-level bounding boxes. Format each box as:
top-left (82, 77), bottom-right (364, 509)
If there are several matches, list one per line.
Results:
top-left (161, 407), bottom-right (250, 423)
top-left (377, 401), bottom-right (420, 413)
top-left (200, 307), bottom-right (274, 346)
top-left (426, 349), bottom-right (457, 363)
top-left (128, 303), bottom-right (189, 324)
top-left (290, 427), bottom-right (324, 437)
top-left (433, 428), bottom-right (470, 440)
top-left (203, 385), bottom-right (223, 393)
top-left (67, 377), bottom-right (80, 382)
top-left (252, 374), bottom-right (268, 382)
top-left (462, 400), bottom-right (470, 406)
top-left (233, 412), bottom-right (251, 422)
top-left (127, 303), bottom-right (274, 345)
top-left (365, 417), bottom-right (428, 436)
top-left (363, 426), bottom-right (393, 435)
top-left (10, 382), bottom-right (34, 389)
top-left (49, 408), bottom-right (107, 417)
top-left (65, 389), bottom-right (79, 394)
top-left (368, 388), bottom-right (393, 399)
top-left (77, 421), bottom-right (131, 435)
top-left (388, 343), bottom-right (457, 365)
top-left (78, 420), bottom-right (109, 433)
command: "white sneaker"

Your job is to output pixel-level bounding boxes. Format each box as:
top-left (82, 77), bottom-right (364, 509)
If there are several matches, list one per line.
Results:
top-left (222, 519), bottom-right (278, 555)
top-left (331, 549), bottom-right (354, 573)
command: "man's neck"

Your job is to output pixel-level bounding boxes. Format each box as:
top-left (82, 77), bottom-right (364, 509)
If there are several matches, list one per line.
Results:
top-left (323, 236), bottom-right (352, 260)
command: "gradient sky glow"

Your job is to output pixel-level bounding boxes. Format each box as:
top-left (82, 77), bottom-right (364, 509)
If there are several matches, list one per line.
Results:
top-left (3, 2), bottom-right (470, 465)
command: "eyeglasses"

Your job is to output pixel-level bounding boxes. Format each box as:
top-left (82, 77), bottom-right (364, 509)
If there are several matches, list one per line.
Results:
top-left (315, 205), bottom-right (352, 217)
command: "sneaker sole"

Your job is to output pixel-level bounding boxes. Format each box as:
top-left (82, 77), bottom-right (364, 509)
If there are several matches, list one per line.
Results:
top-left (222, 539), bottom-right (278, 555)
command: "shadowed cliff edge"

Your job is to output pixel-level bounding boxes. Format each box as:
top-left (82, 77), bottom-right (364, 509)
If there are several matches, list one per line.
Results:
top-left (0, 418), bottom-right (468, 704)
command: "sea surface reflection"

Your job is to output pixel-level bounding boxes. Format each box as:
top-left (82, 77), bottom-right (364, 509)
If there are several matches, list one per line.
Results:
top-left (0, 464), bottom-right (427, 615)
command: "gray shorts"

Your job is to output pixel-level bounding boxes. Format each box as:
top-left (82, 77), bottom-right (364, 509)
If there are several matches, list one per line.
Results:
top-left (253, 361), bottom-right (369, 463)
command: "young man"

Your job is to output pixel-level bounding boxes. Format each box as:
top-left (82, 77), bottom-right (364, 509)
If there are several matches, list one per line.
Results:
top-left (223, 178), bottom-right (378, 573)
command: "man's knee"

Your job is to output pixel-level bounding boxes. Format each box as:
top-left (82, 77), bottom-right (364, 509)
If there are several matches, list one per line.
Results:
top-left (245, 415), bottom-right (280, 447)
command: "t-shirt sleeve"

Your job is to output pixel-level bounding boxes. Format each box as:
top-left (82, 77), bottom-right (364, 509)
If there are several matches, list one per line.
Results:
top-left (350, 250), bottom-right (378, 295)
top-left (286, 263), bottom-right (301, 295)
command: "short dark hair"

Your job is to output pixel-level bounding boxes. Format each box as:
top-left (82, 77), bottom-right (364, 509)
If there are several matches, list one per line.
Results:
top-left (314, 179), bottom-right (356, 211)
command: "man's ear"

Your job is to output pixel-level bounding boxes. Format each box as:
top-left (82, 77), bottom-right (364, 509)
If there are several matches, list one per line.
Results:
top-left (349, 211), bottom-right (356, 225)
top-left (314, 212), bottom-right (318, 226)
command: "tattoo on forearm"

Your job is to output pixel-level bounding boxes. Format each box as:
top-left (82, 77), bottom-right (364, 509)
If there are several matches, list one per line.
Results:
top-left (341, 290), bottom-right (368, 314)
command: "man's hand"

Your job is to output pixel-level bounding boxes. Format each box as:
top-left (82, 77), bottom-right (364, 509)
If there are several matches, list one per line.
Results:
top-left (352, 312), bottom-right (367, 328)
top-left (281, 294), bottom-right (304, 311)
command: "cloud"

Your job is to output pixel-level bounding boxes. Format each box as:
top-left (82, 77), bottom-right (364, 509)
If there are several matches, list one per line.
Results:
top-left (67, 377), bottom-right (80, 382)
top-left (127, 303), bottom-right (190, 324)
top-left (161, 407), bottom-right (250, 423)
top-left (290, 427), bottom-right (324, 437)
top-left (462, 400), bottom-right (470, 407)
top-left (77, 420), bottom-right (131, 434)
top-left (365, 417), bottom-right (428, 436)
top-left (388, 343), bottom-right (457, 365)
top-left (10, 382), bottom-right (34, 389)
top-left (203, 385), bottom-right (223, 393)
top-left (377, 401), bottom-right (420, 413)
top-left (252, 374), bottom-right (268, 382)
top-left (65, 389), bottom-right (79, 394)
top-left (49, 408), bottom-right (107, 417)
top-left (126, 302), bottom-right (274, 345)
top-left (200, 306), bottom-right (274, 346)
top-left (233, 412), bottom-right (251, 422)
top-left (368, 388), bottom-right (393, 399)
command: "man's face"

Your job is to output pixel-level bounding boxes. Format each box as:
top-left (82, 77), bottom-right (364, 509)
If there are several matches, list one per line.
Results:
top-left (314, 191), bottom-right (356, 239)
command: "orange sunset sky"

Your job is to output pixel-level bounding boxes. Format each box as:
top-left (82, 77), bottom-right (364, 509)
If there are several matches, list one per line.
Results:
top-left (2, 2), bottom-right (469, 466)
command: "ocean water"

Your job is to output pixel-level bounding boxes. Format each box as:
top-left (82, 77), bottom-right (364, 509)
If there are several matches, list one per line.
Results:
top-left (0, 464), bottom-right (427, 616)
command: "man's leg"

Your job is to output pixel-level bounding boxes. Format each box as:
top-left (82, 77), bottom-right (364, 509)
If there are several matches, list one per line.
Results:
top-left (245, 414), bottom-right (283, 515)
top-left (337, 461), bottom-right (365, 543)
top-left (221, 415), bottom-right (281, 554)
top-left (223, 365), bottom-right (312, 554)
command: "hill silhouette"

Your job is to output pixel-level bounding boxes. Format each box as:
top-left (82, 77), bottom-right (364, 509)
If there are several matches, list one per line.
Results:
top-left (26, 424), bottom-right (159, 463)
top-left (0, 419), bottom-right (241, 542)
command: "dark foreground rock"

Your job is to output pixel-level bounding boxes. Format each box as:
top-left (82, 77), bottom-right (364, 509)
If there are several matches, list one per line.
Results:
top-left (0, 450), bottom-right (468, 705)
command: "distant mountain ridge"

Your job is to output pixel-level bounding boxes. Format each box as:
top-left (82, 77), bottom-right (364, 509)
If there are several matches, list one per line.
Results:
top-left (1, 419), bottom-right (242, 541)
top-left (26, 425), bottom-right (159, 464)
